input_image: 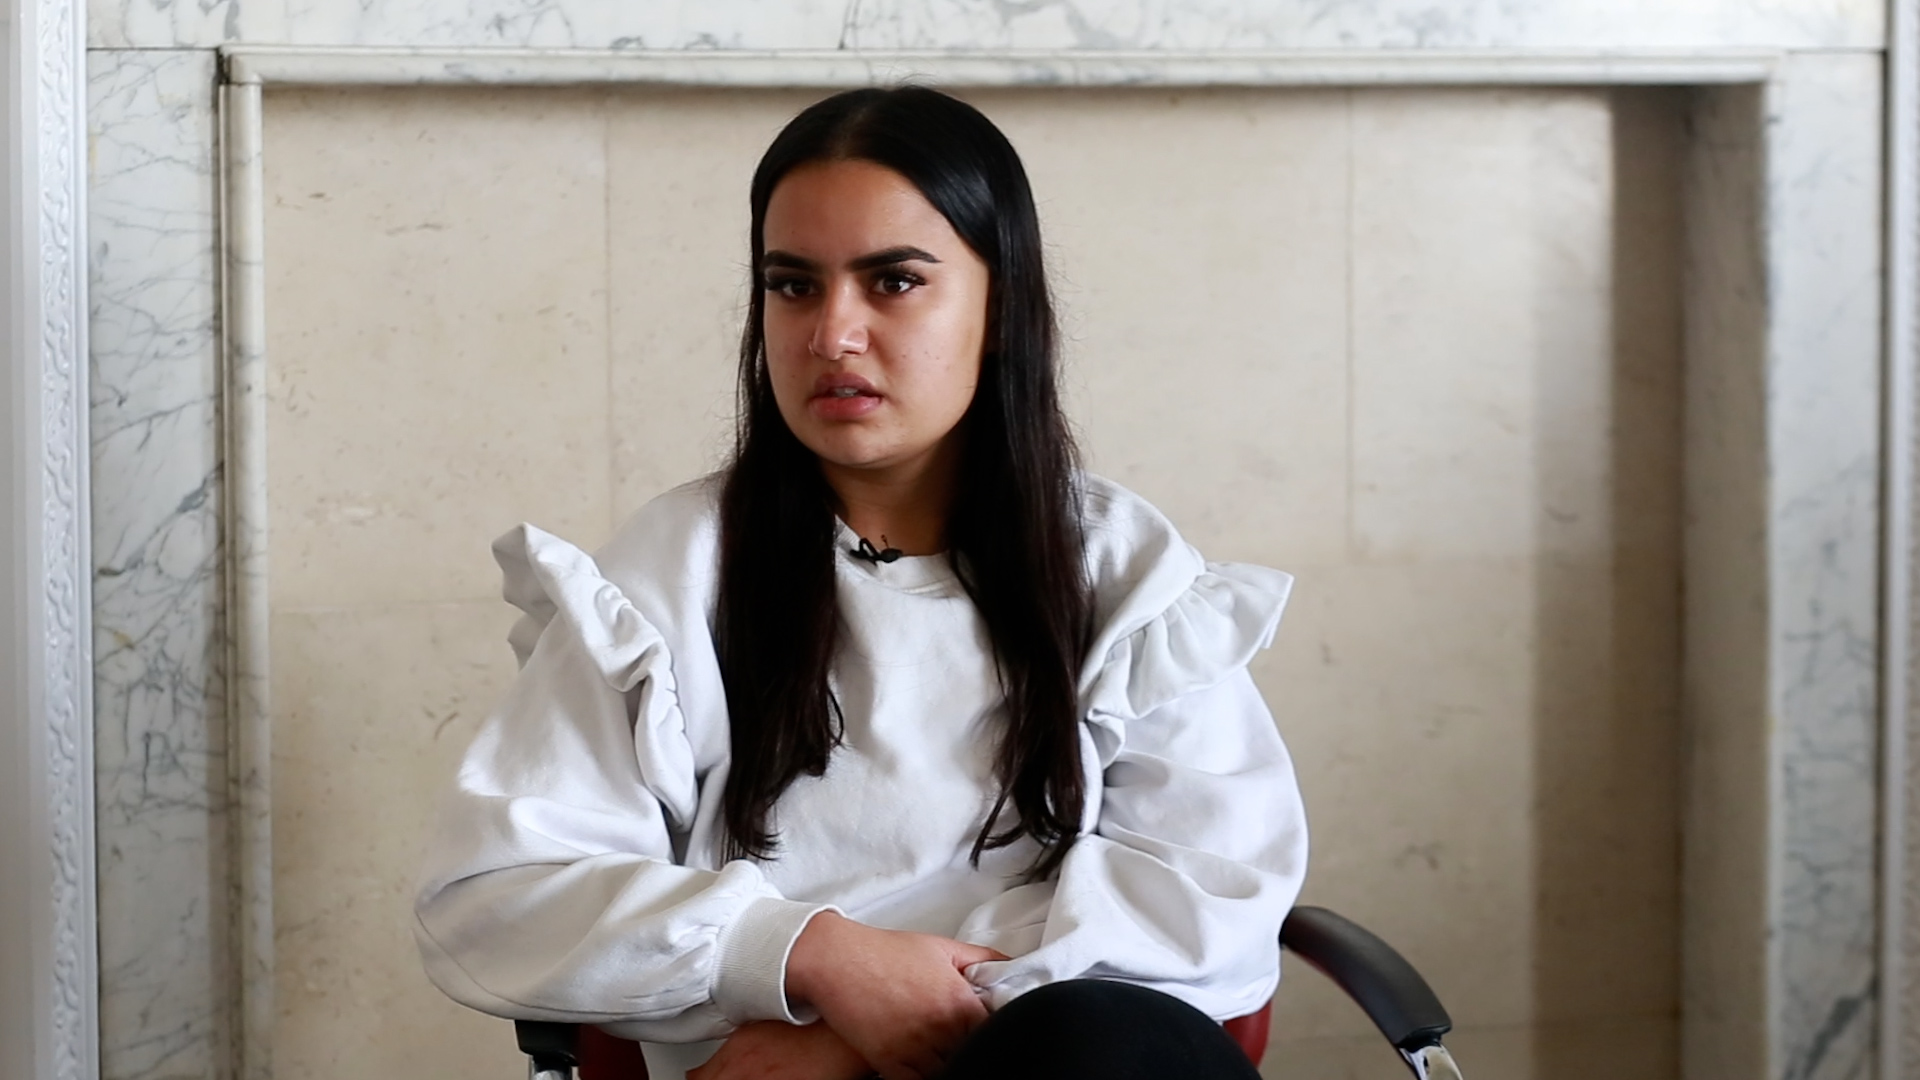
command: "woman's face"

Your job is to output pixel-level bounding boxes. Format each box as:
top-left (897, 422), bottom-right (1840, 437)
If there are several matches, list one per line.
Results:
top-left (759, 159), bottom-right (991, 477)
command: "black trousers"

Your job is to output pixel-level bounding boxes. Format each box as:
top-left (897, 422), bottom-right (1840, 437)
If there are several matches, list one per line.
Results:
top-left (937, 980), bottom-right (1265, 1080)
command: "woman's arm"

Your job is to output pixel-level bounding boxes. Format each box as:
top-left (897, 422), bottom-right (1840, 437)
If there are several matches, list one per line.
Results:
top-left (958, 668), bottom-right (1308, 1020)
top-left (414, 601), bottom-right (832, 1043)
top-left (688, 1020), bottom-right (871, 1080)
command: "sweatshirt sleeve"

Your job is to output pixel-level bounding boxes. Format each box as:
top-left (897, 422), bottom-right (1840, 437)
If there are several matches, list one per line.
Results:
top-left (957, 564), bottom-right (1308, 1021)
top-left (412, 525), bottom-right (833, 1042)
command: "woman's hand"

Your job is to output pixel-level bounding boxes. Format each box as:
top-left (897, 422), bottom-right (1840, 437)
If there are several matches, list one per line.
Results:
top-left (784, 912), bottom-right (1007, 1080)
top-left (687, 1021), bottom-right (871, 1080)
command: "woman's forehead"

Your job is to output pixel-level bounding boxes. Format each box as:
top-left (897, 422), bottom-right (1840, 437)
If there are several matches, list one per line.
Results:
top-left (763, 160), bottom-right (964, 258)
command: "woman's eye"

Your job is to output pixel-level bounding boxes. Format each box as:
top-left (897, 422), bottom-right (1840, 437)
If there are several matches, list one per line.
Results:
top-left (874, 271), bottom-right (924, 295)
top-left (764, 277), bottom-right (812, 299)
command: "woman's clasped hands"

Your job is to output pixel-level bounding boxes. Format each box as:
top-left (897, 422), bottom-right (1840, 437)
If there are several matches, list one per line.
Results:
top-left (689, 911), bottom-right (1007, 1080)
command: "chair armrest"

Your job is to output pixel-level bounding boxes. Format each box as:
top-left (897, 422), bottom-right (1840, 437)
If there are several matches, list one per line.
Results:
top-left (516, 1020), bottom-right (581, 1077)
top-left (1279, 905), bottom-right (1453, 1053)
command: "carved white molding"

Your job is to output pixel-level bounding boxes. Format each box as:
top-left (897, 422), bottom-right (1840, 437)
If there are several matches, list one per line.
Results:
top-left (9, 0), bottom-right (97, 1077)
top-left (35, 0), bottom-right (95, 1072)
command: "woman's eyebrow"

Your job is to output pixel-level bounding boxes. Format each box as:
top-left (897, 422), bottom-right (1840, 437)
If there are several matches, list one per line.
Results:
top-left (761, 246), bottom-right (944, 273)
top-left (847, 246), bottom-right (942, 271)
top-left (761, 250), bottom-right (817, 272)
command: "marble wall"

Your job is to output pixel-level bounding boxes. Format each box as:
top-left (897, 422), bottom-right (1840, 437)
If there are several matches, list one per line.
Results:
top-left (81, 5), bottom-right (1890, 1080)
top-left (88, 0), bottom-right (1884, 51)
top-left (256, 84), bottom-right (1685, 1080)
top-left (1757, 55), bottom-right (1884, 1080)
top-left (88, 47), bottom-right (229, 1080)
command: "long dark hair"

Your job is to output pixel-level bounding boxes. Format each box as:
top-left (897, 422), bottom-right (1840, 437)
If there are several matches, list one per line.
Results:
top-left (714, 87), bottom-right (1093, 880)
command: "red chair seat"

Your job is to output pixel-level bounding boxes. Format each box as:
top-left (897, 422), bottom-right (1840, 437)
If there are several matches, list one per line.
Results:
top-left (1222, 1002), bottom-right (1272, 1065)
top-left (579, 1024), bottom-right (649, 1079)
top-left (577, 1000), bottom-right (1274, 1078)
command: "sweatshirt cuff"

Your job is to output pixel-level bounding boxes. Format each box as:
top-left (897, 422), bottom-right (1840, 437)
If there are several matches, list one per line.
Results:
top-left (711, 897), bottom-right (836, 1025)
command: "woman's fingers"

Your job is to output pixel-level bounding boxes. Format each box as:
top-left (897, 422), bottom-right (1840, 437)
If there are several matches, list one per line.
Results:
top-left (943, 940), bottom-right (1009, 968)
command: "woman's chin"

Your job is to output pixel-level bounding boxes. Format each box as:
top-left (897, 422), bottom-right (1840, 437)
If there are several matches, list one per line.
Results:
top-left (815, 447), bottom-right (907, 473)
top-left (805, 438), bottom-right (929, 476)
top-left (789, 418), bottom-right (961, 479)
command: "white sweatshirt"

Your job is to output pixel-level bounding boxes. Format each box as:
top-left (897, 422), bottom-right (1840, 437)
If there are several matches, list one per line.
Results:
top-left (413, 473), bottom-right (1308, 1080)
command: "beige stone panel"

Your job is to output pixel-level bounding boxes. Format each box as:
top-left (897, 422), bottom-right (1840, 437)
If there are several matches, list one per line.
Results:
top-left (1260, 553), bottom-right (1677, 1041)
top-left (605, 89), bottom-right (822, 516)
top-left (1263, 558), bottom-right (1536, 1036)
top-left (972, 88), bottom-right (1352, 567)
top-left (270, 600), bottom-right (521, 1079)
top-left (1513, 87), bottom-right (1686, 567)
top-left (264, 88), bottom-right (614, 608)
top-left (1260, 1015), bottom-right (1675, 1080)
top-left (1350, 89), bottom-right (1627, 562)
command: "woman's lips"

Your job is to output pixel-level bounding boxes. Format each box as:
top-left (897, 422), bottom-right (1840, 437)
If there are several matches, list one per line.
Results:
top-left (809, 374), bottom-right (882, 420)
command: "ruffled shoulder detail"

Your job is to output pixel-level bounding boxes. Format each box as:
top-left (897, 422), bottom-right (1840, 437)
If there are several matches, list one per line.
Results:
top-left (1074, 475), bottom-right (1293, 764)
top-left (491, 523), bottom-right (698, 826)
top-left (1082, 562), bottom-right (1292, 722)
top-left (492, 524), bottom-right (671, 691)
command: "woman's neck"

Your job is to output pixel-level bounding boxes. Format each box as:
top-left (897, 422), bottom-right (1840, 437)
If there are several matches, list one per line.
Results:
top-left (821, 438), bottom-right (962, 556)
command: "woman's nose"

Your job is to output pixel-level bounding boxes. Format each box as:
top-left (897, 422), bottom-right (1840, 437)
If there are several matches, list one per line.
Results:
top-left (809, 283), bottom-right (869, 360)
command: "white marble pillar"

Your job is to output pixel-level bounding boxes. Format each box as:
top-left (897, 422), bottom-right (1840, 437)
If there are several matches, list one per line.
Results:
top-left (1762, 52), bottom-right (1883, 1080)
top-left (87, 48), bottom-right (229, 1080)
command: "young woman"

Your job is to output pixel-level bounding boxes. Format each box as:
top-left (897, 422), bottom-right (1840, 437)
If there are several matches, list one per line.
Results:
top-left (414, 86), bottom-right (1307, 1080)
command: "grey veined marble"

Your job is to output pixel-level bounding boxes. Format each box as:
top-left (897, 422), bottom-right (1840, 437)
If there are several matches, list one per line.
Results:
top-left (89, 0), bottom-right (1884, 51)
top-left (88, 47), bottom-right (231, 1080)
top-left (1764, 51), bottom-right (1883, 1080)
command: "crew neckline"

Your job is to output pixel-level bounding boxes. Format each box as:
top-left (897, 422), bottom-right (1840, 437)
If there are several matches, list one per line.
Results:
top-left (832, 517), bottom-right (959, 592)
